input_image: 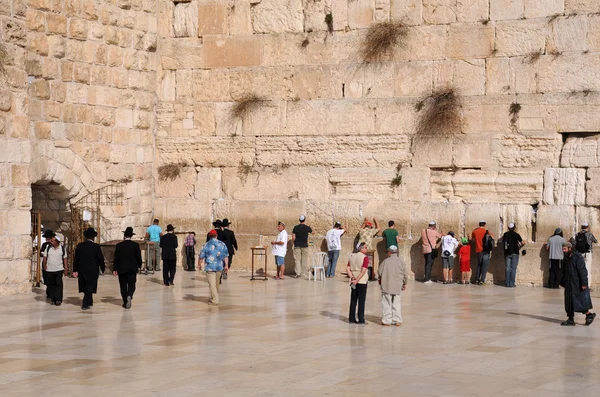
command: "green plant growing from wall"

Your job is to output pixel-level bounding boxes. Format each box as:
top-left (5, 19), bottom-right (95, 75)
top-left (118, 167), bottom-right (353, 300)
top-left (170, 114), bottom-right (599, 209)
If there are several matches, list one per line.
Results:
top-left (300, 37), bottom-right (310, 49)
top-left (509, 103), bottom-right (522, 129)
top-left (325, 13), bottom-right (333, 34)
top-left (0, 44), bottom-right (8, 76)
top-left (415, 88), bottom-right (462, 139)
top-left (231, 94), bottom-right (266, 119)
top-left (359, 21), bottom-right (408, 63)
top-left (158, 162), bottom-right (186, 181)
top-left (523, 50), bottom-right (543, 64)
top-left (390, 164), bottom-right (403, 188)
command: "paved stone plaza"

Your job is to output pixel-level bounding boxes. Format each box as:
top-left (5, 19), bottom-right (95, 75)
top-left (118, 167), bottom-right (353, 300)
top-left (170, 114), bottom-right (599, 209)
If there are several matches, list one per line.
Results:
top-left (0, 272), bottom-right (599, 396)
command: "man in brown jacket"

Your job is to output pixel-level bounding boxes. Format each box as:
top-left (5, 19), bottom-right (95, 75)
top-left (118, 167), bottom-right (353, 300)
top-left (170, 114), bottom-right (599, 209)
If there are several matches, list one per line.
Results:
top-left (378, 245), bottom-right (407, 326)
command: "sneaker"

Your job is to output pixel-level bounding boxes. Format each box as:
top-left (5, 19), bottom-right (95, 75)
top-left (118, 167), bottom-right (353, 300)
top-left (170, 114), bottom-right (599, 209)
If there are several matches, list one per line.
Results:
top-left (561, 319), bottom-right (576, 326)
top-left (50, 301), bottom-right (56, 306)
top-left (126, 296), bottom-right (132, 309)
top-left (424, 280), bottom-right (433, 284)
top-left (208, 301), bottom-right (219, 306)
top-left (122, 304), bottom-right (127, 308)
top-left (585, 313), bottom-right (596, 326)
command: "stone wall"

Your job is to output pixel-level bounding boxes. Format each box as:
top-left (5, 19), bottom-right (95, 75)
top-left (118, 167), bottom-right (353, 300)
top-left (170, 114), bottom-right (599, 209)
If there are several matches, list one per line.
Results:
top-left (0, 0), bottom-right (157, 295)
top-left (153, 0), bottom-right (600, 286)
top-left (3, 0), bottom-right (600, 295)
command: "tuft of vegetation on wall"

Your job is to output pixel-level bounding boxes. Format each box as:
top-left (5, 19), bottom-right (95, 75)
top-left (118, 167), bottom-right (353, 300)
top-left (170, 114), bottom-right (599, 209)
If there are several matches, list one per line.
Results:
top-left (509, 103), bottom-right (522, 128)
top-left (415, 88), bottom-right (462, 138)
top-left (359, 21), bottom-right (408, 63)
top-left (325, 13), bottom-right (333, 34)
top-left (231, 94), bottom-right (266, 119)
top-left (158, 163), bottom-right (186, 181)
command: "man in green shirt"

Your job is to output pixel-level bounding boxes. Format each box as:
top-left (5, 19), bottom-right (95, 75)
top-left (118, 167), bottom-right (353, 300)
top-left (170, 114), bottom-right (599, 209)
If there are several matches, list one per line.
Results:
top-left (382, 221), bottom-right (400, 251)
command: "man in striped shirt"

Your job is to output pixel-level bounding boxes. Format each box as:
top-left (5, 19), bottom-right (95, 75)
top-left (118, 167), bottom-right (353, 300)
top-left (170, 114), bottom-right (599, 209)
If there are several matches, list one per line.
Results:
top-left (185, 232), bottom-right (196, 271)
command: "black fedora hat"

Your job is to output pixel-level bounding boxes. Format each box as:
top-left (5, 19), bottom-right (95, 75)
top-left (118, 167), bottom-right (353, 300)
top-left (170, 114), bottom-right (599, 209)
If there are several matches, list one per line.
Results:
top-left (166, 224), bottom-right (175, 231)
top-left (123, 226), bottom-right (135, 236)
top-left (212, 219), bottom-right (223, 228)
top-left (42, 229), bottom-right (55, 238)
top-left (84, 227), bottom-right (98, 239)
top-left (222, 218), bottom-right (231, 227)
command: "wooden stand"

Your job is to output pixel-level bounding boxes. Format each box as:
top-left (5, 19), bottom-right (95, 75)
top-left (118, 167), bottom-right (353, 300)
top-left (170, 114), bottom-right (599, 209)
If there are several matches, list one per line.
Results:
top-left (251, 247), bottom-right (268, 281)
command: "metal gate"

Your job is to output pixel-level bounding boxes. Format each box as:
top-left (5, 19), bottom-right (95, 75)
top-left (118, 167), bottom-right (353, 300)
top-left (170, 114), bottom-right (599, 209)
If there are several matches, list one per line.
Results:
top-left (30, 210), bottom-right (42, 287)
top-left (68, 183), bottom-right (124, 275)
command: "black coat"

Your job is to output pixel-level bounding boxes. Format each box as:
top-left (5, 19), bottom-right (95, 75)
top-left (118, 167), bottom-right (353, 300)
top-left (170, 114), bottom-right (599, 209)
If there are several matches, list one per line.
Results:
top-left (114, 239), bottom-right (142, 274)
top-left (562, 251), bottom-right (593, 313)
top-left (222, 228), bottom-right (238, 257)
top-left (206, 229), bottom-right (225, 243)
top-left (160, 233), bottom-right (178, 261)
top-left (73, 240), bottom-right (105, 294)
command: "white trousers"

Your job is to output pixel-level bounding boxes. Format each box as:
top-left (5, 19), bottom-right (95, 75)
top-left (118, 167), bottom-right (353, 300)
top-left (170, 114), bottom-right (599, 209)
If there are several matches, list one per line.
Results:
top-left (381, 292), bottom-right (402, 325)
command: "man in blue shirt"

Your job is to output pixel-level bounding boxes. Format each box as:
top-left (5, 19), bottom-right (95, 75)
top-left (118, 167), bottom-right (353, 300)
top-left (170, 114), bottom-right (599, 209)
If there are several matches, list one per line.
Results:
top-left (198, 229), bottom-right (229, 306)
top-left (145, 219), bottom-right (162, 272)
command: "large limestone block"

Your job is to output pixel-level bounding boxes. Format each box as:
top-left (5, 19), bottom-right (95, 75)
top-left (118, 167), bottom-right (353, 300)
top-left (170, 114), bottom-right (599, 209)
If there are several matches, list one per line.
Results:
top-left (501, 204), bottom-right (534, 242)
top-left (396, 24), bottom-right (449, 61)
top-left (465, 203), bottom-right (501, 238)
top-left (394, 61), bottom-right (433, 96)
top-left (575, 206), bottom-right (600, 238)
top-left (229, 0), bottom-right (252, 35)
top-left (494, 20), bottom-right (548, 57)
top-left (490, 0), bottom-right (524, 21)
top-left (251, 0), bottom-right (304, 34)
top-left (586, 168), bottom-right (600, 206)
top-left (331, 0), bottom-right (349, 30)
top-left (543, 168), bottom-right (586, 205)
top-left (284, 100), bottom-right (376, 136)
top-left (374, 100), bottom-right (416, 135)
top-left (410, 202), bottom-right (463, 240)
top-left (565, 0), bottom-right (600, 14)
top-left (411, 137), bottom-right (454, 168)
top-left (485, 58), bottom-right (511, 95)
top-left (453, 59), bottom-right (485, 95)
top-left (453, 170), bottom-right (543, 204)
top-left (156, 136), bottom-right (256, 167)
top-left (456, 0), bottom-right (488, 23)
top-left (423, 0), bottom-right (456, 25)
top-left (532, 54), bottom-right (600, 94)
top-left (560, 135), bottom-right (599, 168)
top-left (153, 198), bottom-right (211, 234)
top-left (329, 167), bottom-right (399, 200)
top-left (430, 169), bottom-right (454, 202)
top-left (390, 0), bottom-right (422, 26)
top-left (155, 166), bottom-right (196, 198)
top-left (303, 0), bottom-right (327, 32)
top-left (548, 15), bottom-right (589, 53)
top-left (198, 2), bottom-right (228, 35)
top-left (447, 23), bottom-right (493, 59)
top-left (536, 205), bottom-right (575, 243)
top-left (194, 167), bottom-right (222, 201)
top-left (361, 201), bottom-right (412, 238)
top-left (229, 67), bottom-right (293, 101)
top-left (348, 0), bottom-right (375, 29)
top-left (243, 101), bottom-right (284, 136)
top-left (524, 0), bottom-right (564, 19)
top-left (492, 134), bottom-right (562, 169)
top-left (160, 38), bottom-right (203, 69)
top-left (292, 66), bottom-right (335, 100)
top-left (256, 135), bottom-right (412, 168)
top-left (221, 166), bottom-right (330, 201)
top-left (453, 135), bottom-right (493, 169)
top-left (203, 36), bottom-right (262, 68)
top-left (174, 1), bottom-right (198, 37)
top-left (192, 69), bottom-right (231, 102)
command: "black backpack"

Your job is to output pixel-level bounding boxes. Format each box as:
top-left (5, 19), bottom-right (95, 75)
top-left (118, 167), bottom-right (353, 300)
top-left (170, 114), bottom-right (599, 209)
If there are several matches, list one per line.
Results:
top-left (45, 243), bottom-right (65, 257)
top-left (483, 233), bottom-right (494, 252)
top-left (575, 232), bottom-right (590, 253)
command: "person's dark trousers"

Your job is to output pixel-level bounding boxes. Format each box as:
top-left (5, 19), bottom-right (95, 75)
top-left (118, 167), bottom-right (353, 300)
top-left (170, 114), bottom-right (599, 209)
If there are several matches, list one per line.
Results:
top-left (504, 254), bottom-right (519, 287)
top-left (118, 273), bottom-right (137, 304)
top-left (423, 253), bottom-right (433, 282)
top-left (185, 246), bottom-right (195, 270)
top-left (549, 259), bottom-right (562, 288)
top-left (477, 252), bottom-right (491, 283)
top-left (349, 283), bottom-right (368, 323)
top-left (46, 271), bottom-right (63, 303)
top-left (83, 292), bottom-right (93, 307)
top-left (163, 259), bottom-right (176, 285)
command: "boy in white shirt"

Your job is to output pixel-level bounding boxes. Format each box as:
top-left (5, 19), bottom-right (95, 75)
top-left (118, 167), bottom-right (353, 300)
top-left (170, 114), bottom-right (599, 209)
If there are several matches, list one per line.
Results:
top-left (271, 222), bottom-right (288, 280)
top-left (441, 231), bottom-right (458, 284)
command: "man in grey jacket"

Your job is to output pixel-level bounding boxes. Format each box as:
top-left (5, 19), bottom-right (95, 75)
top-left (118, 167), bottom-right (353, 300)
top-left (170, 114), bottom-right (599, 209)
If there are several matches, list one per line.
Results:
top-left (378, 245), bottom-right (407, 326)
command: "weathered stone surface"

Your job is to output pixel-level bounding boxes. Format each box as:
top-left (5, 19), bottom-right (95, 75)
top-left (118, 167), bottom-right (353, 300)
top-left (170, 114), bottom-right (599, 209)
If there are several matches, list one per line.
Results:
top-left (543, 168), bottom-right (586, 206)
top-left (251, 0), bottom-right (304, 34)
top-left (198, 2), bottom-right (228, 35)
top-left (160, 38), bottom-right (203, 69)
top-left (536, 205), bottom-right (575, 243)
top-left (490, 0), bottom-right (524, 21)
top-left (203, 36), bottom-right (262, 68)
top-left (174, 1), bottom-right (198, 37)
top-left (451, 170), bottom-right (543, 204)
top-left (561, 135), bottom-right (600, 168)
top-left (524, 0), bottom-right (564, 19)
top-left (390, 0), bottom-right (422, 26)
top-left (586, 168), bottom-right (600, 206)
top-left (423, 0), bottom-right (457, 25)
top-left (565, 0), bottom-right (600, 14)
top-left (493, 134), bottom-right (562, 169)
top-left (348, 0), bottom-right (375, 29)
top-left (447, 23), bottom-right (494, 58)
top-left (495, 20), bottom-right (548, 57)
top-left (456, 0), bottom-right (488, 23)
top-left (548, 15), bottom-right (589, 53)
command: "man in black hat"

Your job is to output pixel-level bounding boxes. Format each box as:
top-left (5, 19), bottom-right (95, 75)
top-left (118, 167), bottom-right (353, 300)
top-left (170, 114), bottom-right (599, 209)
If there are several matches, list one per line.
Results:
top-left (42, 231), bottom-right (67, 306)
top-left (73, 227), bottom-right (105, 310)
top-left (160, 224), bottom-right (178, 286)
top-left (221, 219), bottom-right (237, 280)
top-left (113, 227), bottom-right (142, 309)
top-left (561, 242), bottom-right (596, 326)
top-left (206, 220), bottom-right (225, 242)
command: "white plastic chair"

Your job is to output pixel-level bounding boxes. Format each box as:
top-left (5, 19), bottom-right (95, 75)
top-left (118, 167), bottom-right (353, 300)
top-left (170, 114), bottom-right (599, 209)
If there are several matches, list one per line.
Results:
top-left (309, 252), bottom-right (328, 281)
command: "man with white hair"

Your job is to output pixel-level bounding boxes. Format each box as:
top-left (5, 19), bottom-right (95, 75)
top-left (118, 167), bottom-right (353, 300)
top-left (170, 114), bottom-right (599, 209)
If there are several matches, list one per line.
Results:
top-left (421, 221), bottom-right (441, 284)
top-left (572, 222), bottom-right (597, 287)
top-left (378, 245), bottom-right (407, 326)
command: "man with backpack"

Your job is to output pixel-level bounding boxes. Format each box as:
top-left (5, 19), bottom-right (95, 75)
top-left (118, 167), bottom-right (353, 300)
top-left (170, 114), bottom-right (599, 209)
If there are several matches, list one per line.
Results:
top-left (572, 222), bottom-right (597, 288)
top-left (42, 231), bottom-right (67, 306)
top-left (471, 220), bottom-right (494, 285)
top-left (502, 223), bottom-right (525, 288)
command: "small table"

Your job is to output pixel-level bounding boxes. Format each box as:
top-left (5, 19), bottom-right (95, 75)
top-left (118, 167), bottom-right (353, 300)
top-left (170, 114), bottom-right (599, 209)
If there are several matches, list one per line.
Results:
top-left (251, 246), bottom-right (268, 281)
top-left (366, 249), bottom-right (377, 281)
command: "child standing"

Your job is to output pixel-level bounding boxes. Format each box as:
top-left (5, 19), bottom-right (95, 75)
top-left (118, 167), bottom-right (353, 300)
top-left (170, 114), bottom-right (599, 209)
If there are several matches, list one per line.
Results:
top-left (458, 237), bottom-right (471, 284)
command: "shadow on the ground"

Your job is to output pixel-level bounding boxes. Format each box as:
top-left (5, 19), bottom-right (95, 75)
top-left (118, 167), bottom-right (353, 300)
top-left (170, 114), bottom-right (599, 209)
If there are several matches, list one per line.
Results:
top-left (62, 297), bottom-right (81, 307)
top-left (320, 310), bottom-right (349, 323)
top-left (147, 277), bottom-right (166, 286)
top-left (34, 295), bottom-right (50, 303)
top-left (101, 296), bottom-right (124, 306)
top-left (183, 294), bottom-right (210, 304)
top-left (507, 311), bottom-right (562, 324)
top-left (364, 314), bottom-right (382, 324)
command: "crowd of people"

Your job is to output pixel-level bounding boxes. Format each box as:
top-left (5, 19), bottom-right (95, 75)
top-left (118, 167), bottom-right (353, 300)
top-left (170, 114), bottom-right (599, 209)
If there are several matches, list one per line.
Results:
top-left (35, 214), bottom-right (596, 327)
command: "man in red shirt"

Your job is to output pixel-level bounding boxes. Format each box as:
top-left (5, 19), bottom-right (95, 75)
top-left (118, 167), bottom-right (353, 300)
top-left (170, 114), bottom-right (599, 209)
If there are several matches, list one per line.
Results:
top-left (471, 220), bottom-right (493, 285)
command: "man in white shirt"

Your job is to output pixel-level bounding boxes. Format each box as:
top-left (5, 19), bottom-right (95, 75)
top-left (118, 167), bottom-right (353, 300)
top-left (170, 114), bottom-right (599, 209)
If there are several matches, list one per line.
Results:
top-left (42, 232), bottom-right (67, 306)
top-left (325, 222), bottom-right (345, 278)
top-left (271, 221), bottom-right (288, 280)
top-left (440, 231), bottom-right (459, 284)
